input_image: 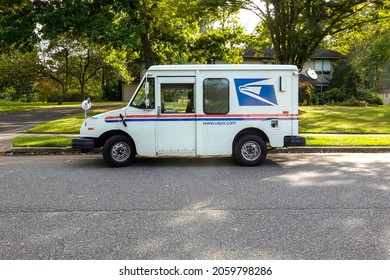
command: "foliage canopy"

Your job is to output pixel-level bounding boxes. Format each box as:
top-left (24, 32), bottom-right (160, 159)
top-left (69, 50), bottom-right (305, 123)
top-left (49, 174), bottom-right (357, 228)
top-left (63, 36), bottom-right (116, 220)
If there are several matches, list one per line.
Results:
top-left (244, 0), bottom-right (390, 68)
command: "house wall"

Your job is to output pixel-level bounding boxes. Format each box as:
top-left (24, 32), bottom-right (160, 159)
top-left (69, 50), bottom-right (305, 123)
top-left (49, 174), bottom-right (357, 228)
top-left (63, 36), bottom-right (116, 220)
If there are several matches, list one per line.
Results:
top-left (304, 60), bottom-right (334, 93)
top-left (377, 92), bottom-right (390, 105)
top-left (304, 60), bottom-right (331, 84)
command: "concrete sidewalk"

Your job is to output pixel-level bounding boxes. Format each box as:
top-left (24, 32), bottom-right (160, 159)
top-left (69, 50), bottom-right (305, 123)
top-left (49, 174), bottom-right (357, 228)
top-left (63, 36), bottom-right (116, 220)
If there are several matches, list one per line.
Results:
top-left (0, 106), bottom-right (82, 153)
top-left (0, 133), bottom-right (80, 154)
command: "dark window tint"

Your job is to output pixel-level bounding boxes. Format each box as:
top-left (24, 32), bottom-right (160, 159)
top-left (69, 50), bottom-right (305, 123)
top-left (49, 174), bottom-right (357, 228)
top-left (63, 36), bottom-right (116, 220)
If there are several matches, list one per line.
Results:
top-left (203, 78), bottom-right (229, 114)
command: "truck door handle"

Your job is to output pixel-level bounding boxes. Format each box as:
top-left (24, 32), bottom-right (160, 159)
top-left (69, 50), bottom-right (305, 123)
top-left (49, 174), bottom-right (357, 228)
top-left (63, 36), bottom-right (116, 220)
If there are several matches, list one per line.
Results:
top-left (157, 106), bottom-right (161, 117)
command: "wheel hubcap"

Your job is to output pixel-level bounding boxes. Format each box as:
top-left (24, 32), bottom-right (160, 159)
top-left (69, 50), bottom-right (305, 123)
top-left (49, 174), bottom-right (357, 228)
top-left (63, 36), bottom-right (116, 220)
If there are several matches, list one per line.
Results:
top-left (241, 141), bottom-right (261, 161)
top-left (111, 142), bottom-right (131, 162)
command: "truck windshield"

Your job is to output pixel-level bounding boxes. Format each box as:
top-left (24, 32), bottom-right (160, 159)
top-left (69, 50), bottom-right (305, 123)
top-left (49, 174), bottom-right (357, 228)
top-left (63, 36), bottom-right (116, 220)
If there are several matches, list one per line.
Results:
top-left (130, 78), bottom-right (155, 109)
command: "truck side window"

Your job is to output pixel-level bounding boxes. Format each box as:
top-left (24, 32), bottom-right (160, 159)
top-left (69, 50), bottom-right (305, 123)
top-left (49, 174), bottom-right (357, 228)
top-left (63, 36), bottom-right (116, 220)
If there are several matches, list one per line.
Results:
top-left (203, 78), bottom-right (229, 114)
top-left (130, 78), bottom-right (155, 109)
top-left (161, 83), bottom-right (195, 113)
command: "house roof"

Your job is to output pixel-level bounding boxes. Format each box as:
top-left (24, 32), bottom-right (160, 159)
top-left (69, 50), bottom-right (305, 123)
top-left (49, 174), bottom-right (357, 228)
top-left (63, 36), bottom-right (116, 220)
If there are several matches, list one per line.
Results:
top-left (310, 49), bottom-right (342, 59)
top-left (244, 48), bottom-right (342, 60)
top-left (243, 48), bottom-right (274, 59)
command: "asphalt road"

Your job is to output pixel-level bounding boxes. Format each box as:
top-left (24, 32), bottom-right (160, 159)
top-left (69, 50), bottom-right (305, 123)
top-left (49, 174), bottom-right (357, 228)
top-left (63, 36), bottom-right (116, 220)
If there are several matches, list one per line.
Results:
top-left (0, 107), bottom-right (82, 152)
top-left (0, 153), bottom-right (389, 260)
top-left (0, 107), bottom-right (83, 134)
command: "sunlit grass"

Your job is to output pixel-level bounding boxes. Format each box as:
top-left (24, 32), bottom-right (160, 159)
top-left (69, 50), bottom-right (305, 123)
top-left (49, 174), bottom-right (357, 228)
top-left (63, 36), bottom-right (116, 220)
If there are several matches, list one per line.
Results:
top-left (0, 100), bottom-right (124, 115)
top-left (26, 109), bottom-right (113, 133)
top-left (299, 106), bottom-right (390, 134)
top-left (27, 115), bottom-right (84, 133)
top-left (12, 136), bottom-right (73, 147)
top-left (304, 134), bottom-right (390, 146)
top-left (0, 100), bottom-right (62, 114)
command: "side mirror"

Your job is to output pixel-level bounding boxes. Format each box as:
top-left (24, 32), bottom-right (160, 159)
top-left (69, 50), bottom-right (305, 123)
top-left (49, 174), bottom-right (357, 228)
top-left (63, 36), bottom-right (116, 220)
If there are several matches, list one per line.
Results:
top-left (295, 68), bottom-right (318, 80)
top-left (82, 98), bottom-right (92, 123)
top-left (306, 69), bottom-right (318, 80)
top-left (82, 98), bottom-right (92, 110)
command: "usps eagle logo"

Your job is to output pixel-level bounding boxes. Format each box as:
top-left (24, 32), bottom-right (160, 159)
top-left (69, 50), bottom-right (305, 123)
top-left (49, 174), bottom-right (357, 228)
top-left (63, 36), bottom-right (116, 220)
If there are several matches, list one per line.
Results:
top-left (234, 78), bottom-right (278, 106)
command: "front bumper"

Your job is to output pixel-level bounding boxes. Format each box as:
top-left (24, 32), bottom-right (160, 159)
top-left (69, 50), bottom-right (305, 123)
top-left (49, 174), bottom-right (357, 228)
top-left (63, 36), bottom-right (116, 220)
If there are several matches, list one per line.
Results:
top-left (72, 137), bottom-right (95, 152)
top-left (284, 136), bottom-right (306, 146)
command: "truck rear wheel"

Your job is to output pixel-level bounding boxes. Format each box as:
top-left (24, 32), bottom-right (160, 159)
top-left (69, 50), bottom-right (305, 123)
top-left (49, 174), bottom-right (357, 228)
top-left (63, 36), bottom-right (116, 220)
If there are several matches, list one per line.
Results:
top-left (234, 134), bottom-right (267, 166)
top-left (103, 135), bottom-right (135, 167)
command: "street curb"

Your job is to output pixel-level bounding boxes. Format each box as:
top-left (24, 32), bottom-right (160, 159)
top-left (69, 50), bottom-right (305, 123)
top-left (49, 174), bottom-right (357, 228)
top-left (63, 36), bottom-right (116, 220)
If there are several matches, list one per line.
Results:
top-left (269, 146), bottom-right (390, 153)
top-left (0, 147), bottom-right (78, 155)
top-left (1, 146), bottom-right (390, 155)
top-left (0, 147), bottom-right (102, 155)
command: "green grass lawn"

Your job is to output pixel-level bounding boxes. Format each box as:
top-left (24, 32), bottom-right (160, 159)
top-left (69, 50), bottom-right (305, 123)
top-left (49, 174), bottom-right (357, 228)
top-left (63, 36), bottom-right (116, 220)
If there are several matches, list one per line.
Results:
top-left (304, 134), bottom-right (390, 146)
top-left (0, 100), bottom-right (124, 115)
top-left (299, 106), bottom-right (390, 134)
top-left (0, 100), bottom-right (80, 114)
top-left (13, 136), bottom-right (73, 147)
top-left (27, 109), bottom-right (109, 133)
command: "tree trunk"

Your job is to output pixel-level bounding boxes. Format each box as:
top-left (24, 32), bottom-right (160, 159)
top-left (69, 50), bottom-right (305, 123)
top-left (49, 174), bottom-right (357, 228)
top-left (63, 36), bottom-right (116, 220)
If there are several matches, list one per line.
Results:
top-left (57, 83), bottom-right (67, 105)
top-left (141, 32), bottom-right (154, 69)
top-left (58, 48), bottom-right (70, 105)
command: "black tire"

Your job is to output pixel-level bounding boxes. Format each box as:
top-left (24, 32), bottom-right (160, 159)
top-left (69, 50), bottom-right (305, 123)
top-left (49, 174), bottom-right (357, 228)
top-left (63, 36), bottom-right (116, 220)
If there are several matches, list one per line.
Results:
top-left (233, 134), bottom-right (267, 166)
top-left (103, 135), bottom-right (135, 167)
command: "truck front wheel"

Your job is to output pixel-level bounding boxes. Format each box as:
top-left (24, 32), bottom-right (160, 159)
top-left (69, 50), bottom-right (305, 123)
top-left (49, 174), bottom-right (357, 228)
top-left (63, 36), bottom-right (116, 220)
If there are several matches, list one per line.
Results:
top-left (103, 135), bottom-right (135, 167)
top-left (234, 134), bottom-right (267, 166)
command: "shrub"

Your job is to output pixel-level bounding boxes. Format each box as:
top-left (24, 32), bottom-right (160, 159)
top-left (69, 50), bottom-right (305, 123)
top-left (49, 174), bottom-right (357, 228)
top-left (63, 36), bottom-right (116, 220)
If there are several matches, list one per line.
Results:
top-left (299, 82), bottom-right (317, 105)
top-left (355, 88), bottom-right (383, 105)
top-left (339, 96), bottom-right (368, 107)
top-left (0, 87), bottom-right (17, 101)
top-left (323, 88), bottom-right (344, 103)
top-left (372, 95), bottom-right (384, 105)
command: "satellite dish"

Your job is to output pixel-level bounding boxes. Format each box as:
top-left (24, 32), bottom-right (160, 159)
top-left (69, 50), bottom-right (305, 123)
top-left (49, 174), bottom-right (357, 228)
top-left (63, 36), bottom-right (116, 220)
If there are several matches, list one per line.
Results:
top-left (81, 98), bottom-right (92, 110)
top-left (307, 68), bottom-right (318, 80)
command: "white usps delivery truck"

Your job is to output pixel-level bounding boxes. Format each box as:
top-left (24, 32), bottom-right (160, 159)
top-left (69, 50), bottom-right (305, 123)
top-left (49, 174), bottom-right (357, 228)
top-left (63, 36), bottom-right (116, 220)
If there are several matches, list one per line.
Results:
top-left (72, 64), bottom-right (306, 167)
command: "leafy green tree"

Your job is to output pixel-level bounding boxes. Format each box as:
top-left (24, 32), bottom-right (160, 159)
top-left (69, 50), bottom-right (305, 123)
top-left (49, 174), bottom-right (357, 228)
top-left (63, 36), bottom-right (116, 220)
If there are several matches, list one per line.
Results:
top-left (2, 0), bottom-right (246, 67)
top-left (1, 0), bottom-right (248, 103)
top-left (243, 0), bottom-right (390, 68)
top-left (39, 36), bottom-right (74, 104)
top-left (1, 1), bottom-right (137, 102)
top-left (67, 41), bottom-right (104, 101)
top-left (327, 14), bottom-right (390, 99)
top-left (0, 50), bottom-right (40, 101)
top-left (0, 0), bottom-right (38, 51)
top-left (129, 0), bottom-right (246, 67)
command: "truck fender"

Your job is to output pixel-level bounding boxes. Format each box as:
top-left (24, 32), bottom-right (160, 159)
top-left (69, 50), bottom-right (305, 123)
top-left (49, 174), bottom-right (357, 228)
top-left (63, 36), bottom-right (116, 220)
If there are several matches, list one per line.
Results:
top-left (232, 128), bottom-right (269, 150)
top-left (96, 130), bottom-right (136, 154)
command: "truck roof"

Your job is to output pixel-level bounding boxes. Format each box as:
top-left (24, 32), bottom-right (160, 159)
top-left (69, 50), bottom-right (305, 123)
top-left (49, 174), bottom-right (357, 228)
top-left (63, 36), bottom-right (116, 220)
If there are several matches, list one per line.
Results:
top-left (148, 64), bottom-right (298, 72)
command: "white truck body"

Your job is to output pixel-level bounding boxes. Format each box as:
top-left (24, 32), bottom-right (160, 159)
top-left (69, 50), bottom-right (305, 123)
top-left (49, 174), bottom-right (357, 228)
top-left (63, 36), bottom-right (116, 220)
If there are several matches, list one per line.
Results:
top-left (72, 64), bottom-right (305, 166)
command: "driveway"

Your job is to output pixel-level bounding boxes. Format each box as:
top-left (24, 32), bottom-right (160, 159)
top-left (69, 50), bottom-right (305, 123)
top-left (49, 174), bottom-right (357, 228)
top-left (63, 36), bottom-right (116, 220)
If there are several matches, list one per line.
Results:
top-left (0, 107), bottom-right (83, 152)
top-left (0, 104), bottom-right (125, 152)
